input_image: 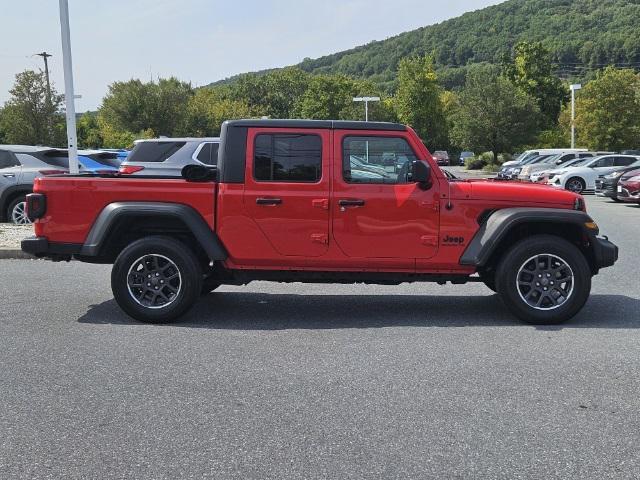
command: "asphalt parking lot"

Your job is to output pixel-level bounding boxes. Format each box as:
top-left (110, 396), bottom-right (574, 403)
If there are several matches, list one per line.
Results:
top-left (1, 196), bottom-right (639, 479)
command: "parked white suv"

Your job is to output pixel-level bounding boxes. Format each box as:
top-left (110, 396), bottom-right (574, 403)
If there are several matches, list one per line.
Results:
top-left (119, 138), bottom-right (220, 176)
top-left (548, 155), bottom-right (640, 193)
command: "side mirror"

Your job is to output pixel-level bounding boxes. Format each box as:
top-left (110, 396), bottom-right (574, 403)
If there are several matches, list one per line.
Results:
top-left (411, 160), bottom-right (432, 189)
top-left (181, 164), bottom-right (217, 182)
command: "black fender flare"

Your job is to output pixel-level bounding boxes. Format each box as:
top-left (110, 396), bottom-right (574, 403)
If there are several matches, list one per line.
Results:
top-left (80, 202), bottom-right (228, 261)
top-left (0, 184), bottom-right (33, 221)
top-left (460, 208), bottom-right (596, 267)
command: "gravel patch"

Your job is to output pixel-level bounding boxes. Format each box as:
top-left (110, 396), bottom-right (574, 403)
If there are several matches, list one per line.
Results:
top-left (0, 224), bottom-right (32, 250)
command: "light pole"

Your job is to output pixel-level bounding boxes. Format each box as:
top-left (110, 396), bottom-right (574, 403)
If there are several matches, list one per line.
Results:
top-left (570, 84), bottom-right (582, 149)
top-left (59, 0), bottom-right (79, 174)
top-left (353, 97), bottom-right (380, 122)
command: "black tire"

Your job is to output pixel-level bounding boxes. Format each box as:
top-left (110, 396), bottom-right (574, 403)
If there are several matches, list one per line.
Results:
top-left (479, 270), bottom-right (497, 293)
top-left (565, 177), bottom-right (585, 194)
top-left (7, 195), bottom-right (31, 225)
top-left (201, 276), bottom-right (221, 295)
top-left (495, 235), bottom-right (592, 325)
top-left (111, 236), bottom-right (202, 323)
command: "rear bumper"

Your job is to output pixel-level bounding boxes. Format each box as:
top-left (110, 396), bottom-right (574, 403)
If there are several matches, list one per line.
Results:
top-left (21, 236), bottom-right (82, 260)
top-left (592, 236), bottom-right (618, 270)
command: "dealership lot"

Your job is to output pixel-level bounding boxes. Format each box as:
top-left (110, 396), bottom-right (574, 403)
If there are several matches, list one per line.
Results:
top-left (1, 196), bottom-right (639, 479)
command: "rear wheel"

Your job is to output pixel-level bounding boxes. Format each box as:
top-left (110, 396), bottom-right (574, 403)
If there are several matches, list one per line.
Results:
top-left (565, 177), bottom-right (585, 194)
top-left (495, 235), bottom-right (591, 325)
top-left (8, 196), bottom-right (31, 225)
top-left (111, 236), bottom-right (202, 323)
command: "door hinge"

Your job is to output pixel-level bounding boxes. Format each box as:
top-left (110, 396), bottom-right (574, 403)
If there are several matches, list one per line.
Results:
top-left (312, 199), bottom-right (329, 210)
top-left (421, 235), bottom-right (438, 247)
top-left (311, 234), bottom-right (329, 245)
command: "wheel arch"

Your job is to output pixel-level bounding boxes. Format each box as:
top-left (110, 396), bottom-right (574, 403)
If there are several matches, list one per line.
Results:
top-left (0, 185), bottom-right (32, 222)
top-left (79, 202), bottom-right (228, 264)
top-left (461, 208), bottom-right (599, 274)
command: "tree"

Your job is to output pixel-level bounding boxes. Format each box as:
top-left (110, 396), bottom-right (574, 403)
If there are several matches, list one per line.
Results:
top-left (181, 87), bottom-right (256, 137)
top-left (229, 68), bottom-right (310, 118)
top-left (99, 77), bottom-right (193, 137)
top-left (502, 41), bottom-right (568, 126)
top-left (450, 66), bottom-right (541, 159)
top-left (293, 74), bottom-right (357, 120)
top-left (77, 113), bottom-right (104, 148)
top-left (395, 56), bottom-right (447, 150)
top-left (575, 67), bottom-right (640, 151)
top-left (0, 70), bottom-right (64, 145)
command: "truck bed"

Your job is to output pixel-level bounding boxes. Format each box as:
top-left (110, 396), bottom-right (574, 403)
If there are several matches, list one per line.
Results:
top-left (32, 176), bottom-right (216, 245)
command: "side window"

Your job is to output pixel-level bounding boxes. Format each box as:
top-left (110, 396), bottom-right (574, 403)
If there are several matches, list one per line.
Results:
top-left (614, 157), bottom-right (635, 167)
top-left (599, 157), bottom-right (614, 167)
top-left (343, 136), bottom-right (418, 184)
top-left (127, 142), bottom-right (186, 163)
top-left (0, 150), bottom-right (20, 169)
top-left (195, 143), bottom-right (219, 166)
top-left (579, 153), bottom-right (593, 158)
top-left (254, 134), bottom-right (322, 182)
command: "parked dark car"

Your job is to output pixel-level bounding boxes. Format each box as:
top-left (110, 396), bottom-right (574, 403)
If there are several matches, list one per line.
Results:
top-left (432, 151), bottom-right (450, 166)
top-left (595, 160), bottom-right (640, 201)
top-left (617, 167), bottom-right (640, 204)
top-left (458, 151), bottom-right (475, 166)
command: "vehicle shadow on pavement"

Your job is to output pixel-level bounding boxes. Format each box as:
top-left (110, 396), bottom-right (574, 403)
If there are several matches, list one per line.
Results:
top-left (78, 293), bottom-right (640, 330)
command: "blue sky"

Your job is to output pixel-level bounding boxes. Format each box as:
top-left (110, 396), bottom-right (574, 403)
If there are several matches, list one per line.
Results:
top-left (0, 0), bottom-right (502, 111)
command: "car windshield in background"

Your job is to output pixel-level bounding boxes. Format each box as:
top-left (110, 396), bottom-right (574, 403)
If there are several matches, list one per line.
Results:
top-left (127, 142), bottom-right (186, 163)
top-left (32, 150), bottom-right (70, 168)
top-left (84, 152), bottom-right (121, 168)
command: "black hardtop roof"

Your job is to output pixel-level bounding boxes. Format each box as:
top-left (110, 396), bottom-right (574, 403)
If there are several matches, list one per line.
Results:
top-left (224, 119), bottom-right (407, 132)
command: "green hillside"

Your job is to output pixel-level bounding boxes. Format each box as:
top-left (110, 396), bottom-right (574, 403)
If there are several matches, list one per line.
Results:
top-left (214, 0), bottom-right (640, 89)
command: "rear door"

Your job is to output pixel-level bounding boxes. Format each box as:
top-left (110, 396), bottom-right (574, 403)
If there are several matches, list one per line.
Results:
top-left (0, 150), bottom-right (20, 190)
top-left (243, 128), bottom-right (330, 257)
top-left (331, 131), bottom-right (440, 267)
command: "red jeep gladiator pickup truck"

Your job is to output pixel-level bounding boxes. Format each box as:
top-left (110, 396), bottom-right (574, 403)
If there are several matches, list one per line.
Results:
top-left (22, 120), bottom-right (618, 325)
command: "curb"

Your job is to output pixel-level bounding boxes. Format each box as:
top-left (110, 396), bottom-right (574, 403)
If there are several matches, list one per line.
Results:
top-left (0, 248), bottom-right (34, 260)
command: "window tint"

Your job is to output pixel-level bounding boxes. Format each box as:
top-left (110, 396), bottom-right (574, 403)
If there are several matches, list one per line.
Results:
top-left (579, 153), bottom-right (594, 158)
top-left (0, 150), bottom-right (19, 169)
top-left (597, 157), bottom-right (614, 167)
top-left (33, 150), bottom-right (70, 168)
top-left (343, 136), bottom-right (418, 184)
top-left (254, 134), bottom-right (322, 182)
top-left (127, 142), bottom-right (185, 163)
top-left (614, 157), bottom-right (636, 167)
top-left (196, 142), bottom-right (219, 166)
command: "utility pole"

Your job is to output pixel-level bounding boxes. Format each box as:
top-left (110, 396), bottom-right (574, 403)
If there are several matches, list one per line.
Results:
top-left (59, 0), bottom-right (79, 174)
top-left (570, 84), bottom-right (582, 149)
top-left (35, 52), bottom-right (53, 105)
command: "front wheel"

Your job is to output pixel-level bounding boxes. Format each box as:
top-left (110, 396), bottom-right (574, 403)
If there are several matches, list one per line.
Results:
top-left (565, 177), bottom-right (585, 194)
top-left (495, 235), bottom-right (592, 325)
top-left (111, 236), bottom-right (202, 323)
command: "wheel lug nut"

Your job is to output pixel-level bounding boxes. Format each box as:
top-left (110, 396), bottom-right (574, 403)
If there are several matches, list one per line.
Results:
top-left (147, 283), bottom-right (151, 287)
top-left (155, 286), bottom-right (159, 290)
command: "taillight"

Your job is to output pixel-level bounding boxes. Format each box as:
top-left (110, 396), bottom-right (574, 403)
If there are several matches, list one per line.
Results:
top-left (26, 193), bottom-right (47, 221)
top-left (39, 169), bottom-right (68, 176)
top-left (118, 165), bottom-right (145, 175)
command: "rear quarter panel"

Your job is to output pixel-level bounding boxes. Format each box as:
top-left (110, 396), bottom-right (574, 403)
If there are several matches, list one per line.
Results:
top-left (33, 177), bottom-right (216, 244)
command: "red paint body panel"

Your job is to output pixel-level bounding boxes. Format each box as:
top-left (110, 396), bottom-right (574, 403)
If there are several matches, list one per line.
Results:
top-left (33, 177), bottom-right (216, 243)
top-left (32, 126), bottom-right (584, 276)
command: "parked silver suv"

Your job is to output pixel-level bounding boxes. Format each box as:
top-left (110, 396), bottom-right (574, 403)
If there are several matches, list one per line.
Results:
top-left (0, 146), bottom-right (120, 224)
top-left (119, 138), bottom-right (220, 176)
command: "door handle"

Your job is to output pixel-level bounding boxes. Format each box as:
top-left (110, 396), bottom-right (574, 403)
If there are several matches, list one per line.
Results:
top-left (256, 198), bottom-right (282, 206)
top-left (338, 199), bottom-right (365, 207)
top-left (2, 174), bottom-right (15, 178)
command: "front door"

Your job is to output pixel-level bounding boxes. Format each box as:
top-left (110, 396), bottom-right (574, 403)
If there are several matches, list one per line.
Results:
top-left (243, 128), bottom-right (331, 257)
top-left (331, 132), bottom-right (440, 266)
